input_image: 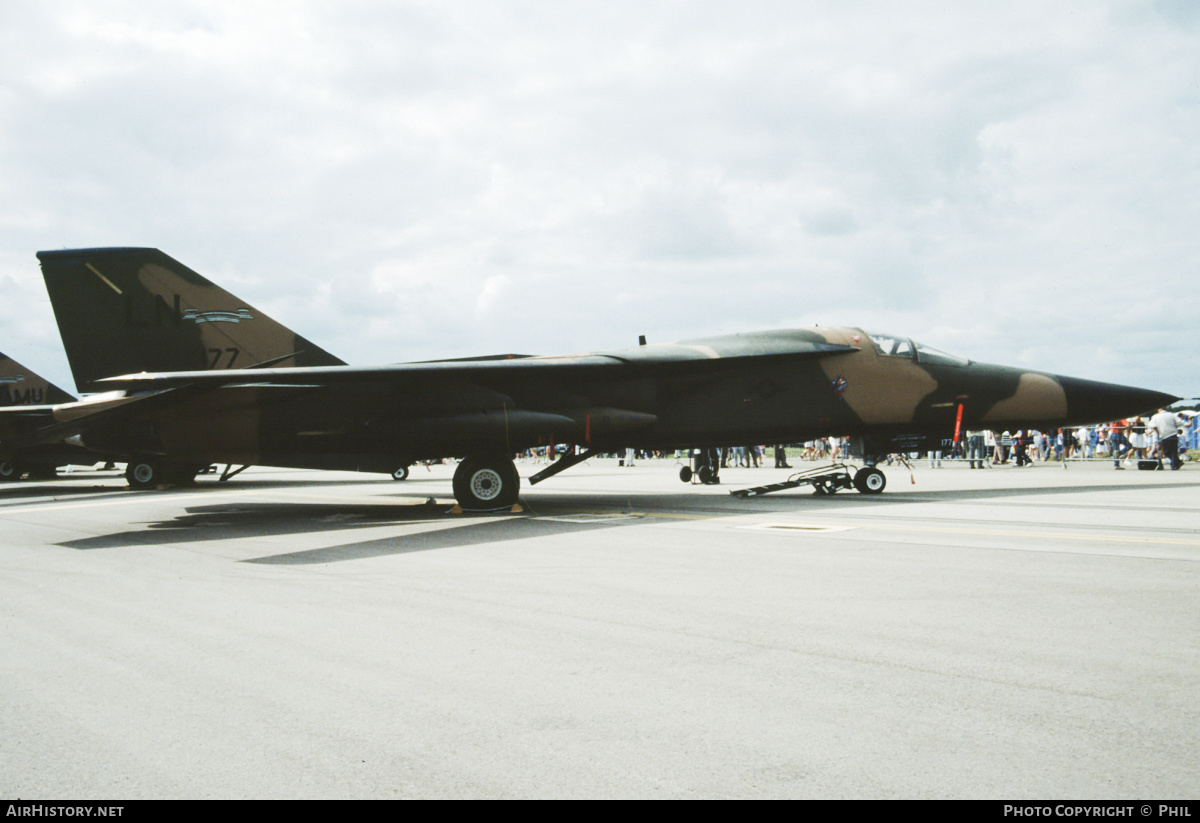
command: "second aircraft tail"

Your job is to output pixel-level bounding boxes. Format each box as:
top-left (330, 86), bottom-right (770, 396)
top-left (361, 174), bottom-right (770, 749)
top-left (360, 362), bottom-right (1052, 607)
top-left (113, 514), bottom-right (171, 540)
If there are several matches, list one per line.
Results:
top-left (0, 352), bottom-right (76, 406)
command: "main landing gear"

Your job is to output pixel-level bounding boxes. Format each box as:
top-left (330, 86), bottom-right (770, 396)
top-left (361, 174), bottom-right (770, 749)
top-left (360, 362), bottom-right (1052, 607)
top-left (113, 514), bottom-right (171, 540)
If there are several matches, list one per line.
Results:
top-left (125, 458), bottom-right (207, 489)
top-left (452, 454), bottom-right (520, 510)
top-left (678, 448), bottom-right (722, 485)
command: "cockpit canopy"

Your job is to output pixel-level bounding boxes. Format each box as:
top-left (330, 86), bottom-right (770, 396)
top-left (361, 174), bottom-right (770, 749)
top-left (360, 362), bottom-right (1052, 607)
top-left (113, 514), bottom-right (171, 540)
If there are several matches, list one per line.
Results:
top-left (865, 332), bottom-right (969, 367)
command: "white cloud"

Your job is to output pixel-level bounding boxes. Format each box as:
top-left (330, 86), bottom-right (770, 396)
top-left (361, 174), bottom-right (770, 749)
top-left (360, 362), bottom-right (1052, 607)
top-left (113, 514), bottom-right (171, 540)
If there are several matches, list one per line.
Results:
top-left (1, 0), bottom-right (1197, 394)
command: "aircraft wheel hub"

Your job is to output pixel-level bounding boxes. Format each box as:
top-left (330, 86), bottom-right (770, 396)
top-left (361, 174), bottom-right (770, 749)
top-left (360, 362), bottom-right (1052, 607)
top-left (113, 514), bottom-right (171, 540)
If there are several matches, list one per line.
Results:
top-left (468, 468), bottom-right (504, 501)
top-left (854, 467), bottom-right (886, 494)
top-left (453, 455), bottom-right (520, 509)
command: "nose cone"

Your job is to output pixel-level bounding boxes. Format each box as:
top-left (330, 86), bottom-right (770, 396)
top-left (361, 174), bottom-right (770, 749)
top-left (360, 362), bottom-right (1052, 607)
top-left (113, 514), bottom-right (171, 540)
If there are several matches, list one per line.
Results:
top-left (1056, 376), bottom-right (1178, 425)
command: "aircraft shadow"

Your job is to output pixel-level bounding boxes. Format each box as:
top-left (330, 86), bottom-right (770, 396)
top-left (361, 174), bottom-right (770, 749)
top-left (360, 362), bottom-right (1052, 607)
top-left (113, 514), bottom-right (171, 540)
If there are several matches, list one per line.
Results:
top-left (0, 477), bottom-right (128, 501)
top-left (50, 476), bottom-right (1197, 561)
top-left (247, 512), bottom-right (635, 565)
top-left (56, 499), bottom-right (635, 564)
top-left (0, 472), bottom-right (407, 501)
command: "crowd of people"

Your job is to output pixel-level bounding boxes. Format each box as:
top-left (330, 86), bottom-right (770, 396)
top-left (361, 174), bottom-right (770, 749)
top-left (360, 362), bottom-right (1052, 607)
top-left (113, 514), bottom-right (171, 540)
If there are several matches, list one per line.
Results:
top-left (960, 409), bottom-right (1193, 471)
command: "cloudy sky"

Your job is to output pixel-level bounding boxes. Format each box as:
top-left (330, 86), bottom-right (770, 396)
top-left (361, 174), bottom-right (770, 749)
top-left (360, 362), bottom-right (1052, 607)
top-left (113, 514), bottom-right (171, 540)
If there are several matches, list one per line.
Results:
top-left (2, 0), bottom-right (1198, 397)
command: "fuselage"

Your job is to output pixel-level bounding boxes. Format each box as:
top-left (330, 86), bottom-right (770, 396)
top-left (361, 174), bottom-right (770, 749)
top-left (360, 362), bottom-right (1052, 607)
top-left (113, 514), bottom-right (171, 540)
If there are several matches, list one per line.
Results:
top-left (40, 327), bottom-right (1174, 472)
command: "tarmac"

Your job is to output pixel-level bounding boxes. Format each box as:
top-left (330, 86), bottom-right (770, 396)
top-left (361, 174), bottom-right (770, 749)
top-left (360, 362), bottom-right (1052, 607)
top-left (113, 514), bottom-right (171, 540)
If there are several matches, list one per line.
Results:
top-left (1, 456), bottom-right (1197, 799)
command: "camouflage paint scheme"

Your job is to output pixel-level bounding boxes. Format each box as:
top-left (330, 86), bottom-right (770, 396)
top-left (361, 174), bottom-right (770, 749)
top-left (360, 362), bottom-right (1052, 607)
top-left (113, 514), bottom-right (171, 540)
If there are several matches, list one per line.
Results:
top-left (39, 247), bottom-right (345, 392)
top-left (3, 247), bottom-right (344, 480)
top-left (5, 248), bottom-right (1178, 506)
top-left (0, 352), bottom-right (94, 479)
top-left (0, 352), bottom-right (74, 406)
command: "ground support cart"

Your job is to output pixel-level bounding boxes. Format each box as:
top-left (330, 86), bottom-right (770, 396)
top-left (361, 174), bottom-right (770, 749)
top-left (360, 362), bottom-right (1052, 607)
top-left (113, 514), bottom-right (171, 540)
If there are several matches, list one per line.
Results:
top-left (730, 463), bottom-right (886, 498)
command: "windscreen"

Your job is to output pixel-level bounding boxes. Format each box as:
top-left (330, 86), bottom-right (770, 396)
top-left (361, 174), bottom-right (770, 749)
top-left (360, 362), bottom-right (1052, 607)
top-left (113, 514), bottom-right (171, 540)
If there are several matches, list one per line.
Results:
top-left (866, 332), bottom-right (968, 366)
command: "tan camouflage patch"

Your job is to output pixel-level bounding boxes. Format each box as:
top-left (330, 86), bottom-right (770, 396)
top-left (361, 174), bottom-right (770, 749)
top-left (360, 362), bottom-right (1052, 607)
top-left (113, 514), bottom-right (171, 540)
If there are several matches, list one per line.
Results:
top-left (818, 328), bottom-right (938, 425)
top-left (980, 372), bottom-right (1067, 424)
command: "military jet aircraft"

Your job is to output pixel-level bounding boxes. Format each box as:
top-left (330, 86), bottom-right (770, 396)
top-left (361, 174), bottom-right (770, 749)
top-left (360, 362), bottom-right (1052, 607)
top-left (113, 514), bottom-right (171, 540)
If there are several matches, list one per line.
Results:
top-left (1, 351), bottom-right (74, 407)
top-left (2, 249), bottom-right (345, 484)
top-left (18, 247), bottom-right (1177, 508)
top-left (0, 351), bottom-right (95, 479)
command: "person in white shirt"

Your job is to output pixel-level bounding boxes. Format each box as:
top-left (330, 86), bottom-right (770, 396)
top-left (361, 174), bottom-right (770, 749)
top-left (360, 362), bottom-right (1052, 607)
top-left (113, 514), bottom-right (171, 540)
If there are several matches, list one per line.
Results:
top-left (1149, 408), bottom-right (1184, 470)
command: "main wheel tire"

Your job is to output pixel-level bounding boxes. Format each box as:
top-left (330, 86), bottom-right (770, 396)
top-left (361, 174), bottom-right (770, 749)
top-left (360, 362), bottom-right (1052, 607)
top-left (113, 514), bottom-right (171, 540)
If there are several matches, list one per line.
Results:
top-left (679, 466), bottom-right (693, 483)
top-left (125, 459), bottom-right (163, 489)
top-left (391, 465), bottom-right (411, 481)
top-left (0, 461), bottom-right (21, 481)
top-left (854, 467), bottom-right (886, 494)
top-left (452, 455), bottom-right (520, 509)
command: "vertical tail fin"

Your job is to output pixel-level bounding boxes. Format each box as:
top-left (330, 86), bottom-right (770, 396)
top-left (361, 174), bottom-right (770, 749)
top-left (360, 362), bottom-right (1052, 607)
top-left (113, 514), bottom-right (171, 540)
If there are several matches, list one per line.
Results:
top-left (0, 352), bottom-right (76, 406)
top-left (38, 248), bottom-right (346, 392)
